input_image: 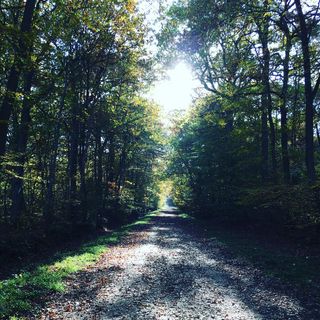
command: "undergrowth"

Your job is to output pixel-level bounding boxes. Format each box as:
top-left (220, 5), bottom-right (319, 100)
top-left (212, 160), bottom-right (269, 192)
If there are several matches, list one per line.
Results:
top-left (179, 212), bottom-right (320, 290)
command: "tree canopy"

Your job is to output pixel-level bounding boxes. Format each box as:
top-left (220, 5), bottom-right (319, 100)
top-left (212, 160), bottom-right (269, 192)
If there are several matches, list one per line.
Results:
top-left (1, 0), bottom-right (320, 273)
top-left (1, 1), bottom-right (320, 318)
top-left (160, 0), bottom-right (320, 226)
top-left (0, 0), bottom-right (164, 233)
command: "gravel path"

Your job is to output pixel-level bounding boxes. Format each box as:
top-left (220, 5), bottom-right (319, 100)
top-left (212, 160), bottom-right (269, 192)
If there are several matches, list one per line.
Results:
top-left (39, 209), bottom-right (318, 319)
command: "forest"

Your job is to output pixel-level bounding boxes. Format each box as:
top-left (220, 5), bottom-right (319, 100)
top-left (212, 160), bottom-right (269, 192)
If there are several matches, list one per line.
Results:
top-left (0, 0), bottom-right (320, 319)
top-left (165, 0), bottom-right (320, 231)
top-left (0, 0), bottom-right (163, 259)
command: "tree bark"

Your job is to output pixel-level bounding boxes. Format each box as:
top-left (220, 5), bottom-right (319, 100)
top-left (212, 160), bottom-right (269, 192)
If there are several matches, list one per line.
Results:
top-left (78, 123), bottom-right (88, 223)
top-left (44, 77), bottom-right (68, 227)
top-left (94, 128), bottom-right (103, 227)
top-left (256, 0), bottom-right (276, 182)
top-left (261, 99), bottom-right (269, 182)
top-left (108, 133), bottom-right (115, 186)
top-left (68, 88), bottom-right (80, 224)
top-left (10, 69), bottom-right (34, 224)
top-left (117, 139), bottom-right (128, 194)
top-left (0, 0), bottom-right (37, 157)
top-left (279, 23), bottom-right (292, 183)
top-left (295, 0), bottom-right (316, 182)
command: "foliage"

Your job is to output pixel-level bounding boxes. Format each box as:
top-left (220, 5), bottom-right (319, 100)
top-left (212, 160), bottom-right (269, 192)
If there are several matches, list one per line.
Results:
top-left (163, 0), bottom-right (320, 232)
top-left (238, 185), bottom-right (320, 226)
top-left (0, 1), bottom-right (164, 237)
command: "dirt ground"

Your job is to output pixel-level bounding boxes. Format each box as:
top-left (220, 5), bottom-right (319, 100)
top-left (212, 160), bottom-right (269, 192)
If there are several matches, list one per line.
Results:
top-left (38, 209), bottom-right (319, 319)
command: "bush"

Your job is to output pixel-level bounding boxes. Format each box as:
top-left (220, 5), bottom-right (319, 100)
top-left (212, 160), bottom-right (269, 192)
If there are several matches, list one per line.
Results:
top-left (238, 184), bottom-right (320, 228)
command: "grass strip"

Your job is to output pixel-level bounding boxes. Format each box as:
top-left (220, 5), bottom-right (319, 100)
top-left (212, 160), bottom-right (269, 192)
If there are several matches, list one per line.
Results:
top-left (0, 211), bottom-right (159, 319)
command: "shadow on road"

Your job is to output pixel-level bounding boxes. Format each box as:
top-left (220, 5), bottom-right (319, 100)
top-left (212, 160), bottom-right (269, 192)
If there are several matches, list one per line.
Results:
top-left (40, 210), bottom-right (317, 320)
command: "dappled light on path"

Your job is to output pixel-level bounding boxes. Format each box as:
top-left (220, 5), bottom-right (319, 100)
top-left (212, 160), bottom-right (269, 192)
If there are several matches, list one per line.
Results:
top-left (40, 211), bottom-right (306, 319)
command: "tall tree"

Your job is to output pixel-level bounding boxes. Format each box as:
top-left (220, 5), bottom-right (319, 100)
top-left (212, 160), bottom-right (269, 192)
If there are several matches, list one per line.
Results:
top-left (0, 0), bottom-right (37, 156)
top-left (294, 0), bottom-right (319, 182)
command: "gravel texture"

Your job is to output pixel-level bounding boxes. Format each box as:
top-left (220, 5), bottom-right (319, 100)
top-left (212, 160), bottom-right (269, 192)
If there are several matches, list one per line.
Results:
top-left (38, 209), bottom-right (318, 319)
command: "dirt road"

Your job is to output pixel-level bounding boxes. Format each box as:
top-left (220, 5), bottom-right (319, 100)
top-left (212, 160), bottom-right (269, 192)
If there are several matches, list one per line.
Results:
top-left (39, 209), bottom-right (317, 319)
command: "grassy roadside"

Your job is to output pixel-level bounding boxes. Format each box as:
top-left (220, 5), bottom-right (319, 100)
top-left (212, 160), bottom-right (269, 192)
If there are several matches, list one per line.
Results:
top-left (0, 211), bottom-right (159, 319)
top-left (179, 212), bottom-right (320, 291)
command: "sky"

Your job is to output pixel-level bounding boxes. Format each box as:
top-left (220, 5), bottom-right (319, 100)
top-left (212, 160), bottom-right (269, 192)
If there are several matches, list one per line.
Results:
top-left (137, 0), bottom-right (201, 123)
top-left (139, 0), bottom-right (318, 121)
top-left (148, 62), bottom-right (200, 114)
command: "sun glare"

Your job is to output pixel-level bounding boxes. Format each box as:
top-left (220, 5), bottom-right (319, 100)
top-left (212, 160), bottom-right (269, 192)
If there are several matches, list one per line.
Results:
top-left (149, 62), bottom-right (199, 115)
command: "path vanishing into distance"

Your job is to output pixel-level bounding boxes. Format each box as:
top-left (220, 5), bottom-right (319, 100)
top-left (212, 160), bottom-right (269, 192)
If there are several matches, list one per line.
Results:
top-left (39, 209), bottom-right (318, 320)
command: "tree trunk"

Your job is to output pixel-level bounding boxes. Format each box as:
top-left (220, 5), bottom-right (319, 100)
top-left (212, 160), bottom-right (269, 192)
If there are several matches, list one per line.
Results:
top-left (117, 140), bottom-right (128, 194)
top-left (261, 99), bottom-right (269, 182)
top-left (291, 77), bottom-right (300, 149)
top-left (78, 124), bottom-right (88, 223)
top-left (295, 0), bottom-right (316, 182)
top-left (267, 91), bottom-right (277, 180)
top-left (280, 29), bottom-right (291, 183)
top-left (10, 69), bottom-right (34, 225)
top-left (256, 0), bottom-right (276, 182)
top-left (68, 91), bottom-right (80, 224)
top-left (316, 123), bottom-right (320, 149)
top-left (107, 134), bottom-right (115, 187)
top-left (44, 77), bottom-right (68, 227)
top-left (0, 0), bottom-right (37, 156)
top-left (94, 128), bottom-right (104, 227)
